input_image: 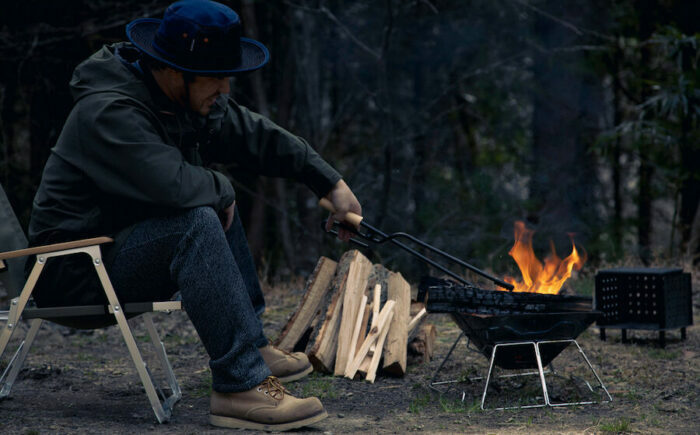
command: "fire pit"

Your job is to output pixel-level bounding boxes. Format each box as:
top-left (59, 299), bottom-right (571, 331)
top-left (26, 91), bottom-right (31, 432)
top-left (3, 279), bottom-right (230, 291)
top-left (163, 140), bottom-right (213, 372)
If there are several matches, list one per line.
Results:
top-left (421, 276), bottom-right (598, 369)
top-left (423, 278), bottom-right (611, 409)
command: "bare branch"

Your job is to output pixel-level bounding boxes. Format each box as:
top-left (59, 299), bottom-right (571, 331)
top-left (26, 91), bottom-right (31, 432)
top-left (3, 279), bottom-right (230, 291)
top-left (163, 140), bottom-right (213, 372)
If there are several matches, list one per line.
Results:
top-left (319, 5), bottom-right (381, 60)
top-left (283, 0), bottom-right (381, 60)
top-left (417, 0), bottom-right (439, 15)
top-left (511, 0), bottom-right (615, 42)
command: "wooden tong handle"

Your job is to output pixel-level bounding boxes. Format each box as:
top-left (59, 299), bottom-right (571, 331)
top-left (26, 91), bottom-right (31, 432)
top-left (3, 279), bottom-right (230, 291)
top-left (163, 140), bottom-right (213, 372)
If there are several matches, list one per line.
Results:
top-left (319, 198), bottom-right (363, 228)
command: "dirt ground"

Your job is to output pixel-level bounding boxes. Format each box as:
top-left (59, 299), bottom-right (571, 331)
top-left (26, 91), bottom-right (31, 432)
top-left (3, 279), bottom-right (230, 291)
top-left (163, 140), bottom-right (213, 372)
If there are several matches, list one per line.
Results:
top-left (1, 272), bottom-right (698, 434)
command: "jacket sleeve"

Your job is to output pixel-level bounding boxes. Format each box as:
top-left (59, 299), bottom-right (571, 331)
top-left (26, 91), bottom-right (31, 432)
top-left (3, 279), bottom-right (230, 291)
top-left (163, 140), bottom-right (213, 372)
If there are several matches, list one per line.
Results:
top-left (205, 99), bottom-right (342, 198)
top-left (56, 96), bottom-right (235, 212)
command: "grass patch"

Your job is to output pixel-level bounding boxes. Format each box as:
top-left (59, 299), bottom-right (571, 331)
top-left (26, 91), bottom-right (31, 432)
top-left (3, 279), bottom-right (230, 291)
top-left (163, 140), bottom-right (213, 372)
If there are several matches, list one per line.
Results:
top-left (600, 417), bottom-right (631, 433)
top-left (438, 396), bottom-right (465, 413)
top-left (409, 393), bottom-right (431, 414)
top-left (465, 399), bottom-right (482, 413)
top-left (647, 348), bottom-right (680, 360)
top-left (623, 388), bottom-right (642, 403)
top-left (164, 333), bottom-right (199, 346)
top-left (192, 370), bottom-right (213, 398)
top-left (300, 373), bottom-right (337, 399)
top-left (76, 352), bottom-right (96, 362)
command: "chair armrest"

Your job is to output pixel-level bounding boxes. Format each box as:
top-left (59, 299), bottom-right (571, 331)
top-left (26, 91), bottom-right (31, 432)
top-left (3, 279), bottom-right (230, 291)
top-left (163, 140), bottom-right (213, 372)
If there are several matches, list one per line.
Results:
top-left (0, 237), bottom-right (114, 261)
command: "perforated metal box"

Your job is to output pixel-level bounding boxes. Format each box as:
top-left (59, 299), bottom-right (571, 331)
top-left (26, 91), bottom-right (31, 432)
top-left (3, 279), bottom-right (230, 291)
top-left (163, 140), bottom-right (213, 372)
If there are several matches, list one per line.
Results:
top-left (595, 268), bottom-right (693, 346)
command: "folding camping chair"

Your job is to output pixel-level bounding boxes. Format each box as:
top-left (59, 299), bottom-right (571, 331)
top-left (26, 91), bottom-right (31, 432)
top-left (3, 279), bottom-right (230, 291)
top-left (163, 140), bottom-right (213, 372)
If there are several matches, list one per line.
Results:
top-left (0, 184), bottom-right (182, 423)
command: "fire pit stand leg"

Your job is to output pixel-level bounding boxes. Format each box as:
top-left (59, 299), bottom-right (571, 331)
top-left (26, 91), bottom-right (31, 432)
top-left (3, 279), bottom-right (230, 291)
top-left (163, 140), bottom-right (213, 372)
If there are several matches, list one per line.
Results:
top-left (428, 332), bottom-right (466, 394)
top-left (481, 342), bottom-right (548, 410)
top-left (537, 339), bottom-right (613, 407)
top-left (481, 340), bottom-right (612, 410)
top-left (533, 342), bottom-right (551, 406)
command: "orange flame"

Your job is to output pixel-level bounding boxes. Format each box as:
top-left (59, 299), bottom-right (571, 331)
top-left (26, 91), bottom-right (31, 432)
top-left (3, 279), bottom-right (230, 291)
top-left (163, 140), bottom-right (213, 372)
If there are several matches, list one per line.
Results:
top-left (502, 221), bottom-right (586, 294)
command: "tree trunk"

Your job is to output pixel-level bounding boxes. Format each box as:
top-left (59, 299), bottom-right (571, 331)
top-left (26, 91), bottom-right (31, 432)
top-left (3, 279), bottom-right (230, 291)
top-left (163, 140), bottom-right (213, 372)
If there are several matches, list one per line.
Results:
top-left (637, 144), bottom-right (653, 264)
top-left (529, 1), bottom-right (599, 246)
top-left (610, 48), bottom-right (624, 256)
top-left (679, 106), bottom-right (700, 254)
top-left (240, 0), bottom-right (298, 273)
top-left (636, 1), bottom-right (656, 264)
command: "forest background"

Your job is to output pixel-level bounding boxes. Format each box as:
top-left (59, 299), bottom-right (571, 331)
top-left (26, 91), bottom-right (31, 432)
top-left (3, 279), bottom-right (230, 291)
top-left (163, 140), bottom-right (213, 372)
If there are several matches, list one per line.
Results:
top-left (1, 0), bottom-right (698, 292)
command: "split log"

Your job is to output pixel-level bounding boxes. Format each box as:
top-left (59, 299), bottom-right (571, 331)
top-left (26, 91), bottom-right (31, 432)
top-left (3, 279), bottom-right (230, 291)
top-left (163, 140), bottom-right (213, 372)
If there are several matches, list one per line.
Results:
top-left (346, 295), bottom-right (368, 368)
top-left (345, 300), bottom-right (396, 379)
top-left (365, 310), bottom-right (395, 383)
top-left (334, 251), bottom-right (373, 376)
top-left (357, 285), bottom-right (381, 377)
top-left (368, 283), bottom-right (381, 354)
top-left (410, 301), bottom-right (426, 317)
top-left (357, 355), bottom-right (371, 377)
top-left (408, 323), bottom-right (437, 364)
top-left (408, 301), bottom-right (427, 342)
top-left (306, 251), bottom-right (357, 372)
top-left (275, 257), bottom-right (337, 351)
top-left (407, 308), bottom-right (427, 336)
top-left (356, 303), bottom-right (371, 355)
top-left (381, 272), bottom-right (411, 376)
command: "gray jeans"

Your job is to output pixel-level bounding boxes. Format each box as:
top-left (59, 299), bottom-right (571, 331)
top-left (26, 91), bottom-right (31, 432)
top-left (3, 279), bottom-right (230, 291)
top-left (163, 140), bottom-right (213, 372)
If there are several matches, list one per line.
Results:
top-left (109, 206), bottom-right (271, 393)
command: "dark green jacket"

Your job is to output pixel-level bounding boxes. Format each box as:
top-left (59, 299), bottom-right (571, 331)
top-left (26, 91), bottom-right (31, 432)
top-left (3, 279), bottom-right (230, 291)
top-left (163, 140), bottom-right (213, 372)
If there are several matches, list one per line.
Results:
top-left (30, 42), bottom-right (340, 245)
top-left (28, 43), bottom-right (341, 309)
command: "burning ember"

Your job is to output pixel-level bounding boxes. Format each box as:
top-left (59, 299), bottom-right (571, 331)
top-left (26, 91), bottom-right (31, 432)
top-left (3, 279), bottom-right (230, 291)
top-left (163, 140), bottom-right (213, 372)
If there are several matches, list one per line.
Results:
top-left (503, 221), bottom-right (586, 294)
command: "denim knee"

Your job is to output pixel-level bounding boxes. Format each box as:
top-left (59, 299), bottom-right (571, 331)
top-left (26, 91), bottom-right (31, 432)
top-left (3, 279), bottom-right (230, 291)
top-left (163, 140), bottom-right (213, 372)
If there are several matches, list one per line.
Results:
top-left (183, 206), bottom-right (221, 232)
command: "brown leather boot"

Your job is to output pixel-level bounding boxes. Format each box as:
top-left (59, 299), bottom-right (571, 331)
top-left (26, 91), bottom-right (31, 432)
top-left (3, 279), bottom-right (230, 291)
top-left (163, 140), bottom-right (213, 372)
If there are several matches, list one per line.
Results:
top-left (209, 376), bottom-right (327, 431)
top-left (259, 345), bottom-right (313, 382)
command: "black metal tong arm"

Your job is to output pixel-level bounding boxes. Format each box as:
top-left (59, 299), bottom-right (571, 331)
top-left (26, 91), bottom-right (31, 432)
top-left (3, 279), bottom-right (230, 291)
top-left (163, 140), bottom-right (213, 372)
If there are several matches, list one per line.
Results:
top-left (323, 219), bottom-right (514, 291)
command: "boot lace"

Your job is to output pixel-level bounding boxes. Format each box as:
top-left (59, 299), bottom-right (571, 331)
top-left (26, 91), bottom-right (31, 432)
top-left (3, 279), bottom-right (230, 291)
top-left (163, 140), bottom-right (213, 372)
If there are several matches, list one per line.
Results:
top-left (260, 376), bottom-right (288, 401)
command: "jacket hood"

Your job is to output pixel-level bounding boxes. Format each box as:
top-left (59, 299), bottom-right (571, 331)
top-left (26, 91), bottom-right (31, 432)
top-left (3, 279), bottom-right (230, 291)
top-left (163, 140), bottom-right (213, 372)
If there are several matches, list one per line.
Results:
top-left (69, 42), bottom-right (151, 104)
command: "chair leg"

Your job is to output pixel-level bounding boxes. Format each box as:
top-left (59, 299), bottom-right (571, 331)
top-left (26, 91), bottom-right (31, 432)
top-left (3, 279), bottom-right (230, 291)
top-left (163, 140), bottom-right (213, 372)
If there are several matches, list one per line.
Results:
top-left (0, 261), bottom-right (46, 399)
top-left (85, 245), bottom-right (176, 423)
top-left (143, 313), bottom-right (181, 409)
top-left (0, 319), bottom-right (42, 397)
top-left (0, 260), bottom-right (46, 361)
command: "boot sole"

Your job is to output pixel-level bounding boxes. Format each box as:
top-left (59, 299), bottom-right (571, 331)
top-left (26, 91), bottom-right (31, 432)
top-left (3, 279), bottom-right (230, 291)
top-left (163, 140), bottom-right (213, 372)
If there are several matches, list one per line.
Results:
top-left (276, 364), bottom-right (314, 383)
top-left (209, 409), bottom-right (328, 431)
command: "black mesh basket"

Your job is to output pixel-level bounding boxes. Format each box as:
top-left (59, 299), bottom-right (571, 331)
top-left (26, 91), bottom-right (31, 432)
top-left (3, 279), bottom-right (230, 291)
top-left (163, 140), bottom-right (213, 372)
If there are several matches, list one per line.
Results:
top-left (595, 268), bottom-right (693, 330)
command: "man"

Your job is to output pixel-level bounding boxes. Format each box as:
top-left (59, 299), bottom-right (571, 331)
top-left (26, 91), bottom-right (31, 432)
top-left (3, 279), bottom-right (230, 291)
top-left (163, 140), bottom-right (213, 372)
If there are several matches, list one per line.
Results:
top-left (27, 0), bottom-right (361, 430)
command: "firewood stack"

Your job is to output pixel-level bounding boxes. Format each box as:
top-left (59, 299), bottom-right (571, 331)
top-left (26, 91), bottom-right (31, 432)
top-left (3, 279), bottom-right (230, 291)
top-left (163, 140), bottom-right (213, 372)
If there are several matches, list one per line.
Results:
top-left (274, 250), bottom-right (433, 383)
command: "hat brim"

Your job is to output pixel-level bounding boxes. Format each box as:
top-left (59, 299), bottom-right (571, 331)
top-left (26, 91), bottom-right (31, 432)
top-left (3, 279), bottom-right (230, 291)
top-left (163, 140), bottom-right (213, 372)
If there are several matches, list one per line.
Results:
top-left (126, 18), bottom-right (269, 75)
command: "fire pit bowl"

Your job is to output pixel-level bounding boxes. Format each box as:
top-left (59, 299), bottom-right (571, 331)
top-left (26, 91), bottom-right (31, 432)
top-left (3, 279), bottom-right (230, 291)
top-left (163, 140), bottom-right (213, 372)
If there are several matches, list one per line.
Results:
top-left (451, 311), bottom-right (600, 369)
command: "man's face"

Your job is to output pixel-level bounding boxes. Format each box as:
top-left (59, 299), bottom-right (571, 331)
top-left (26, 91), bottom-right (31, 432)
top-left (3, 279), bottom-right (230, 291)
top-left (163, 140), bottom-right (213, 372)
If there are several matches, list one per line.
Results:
top-left (184, 75), bottom-right (231, 116)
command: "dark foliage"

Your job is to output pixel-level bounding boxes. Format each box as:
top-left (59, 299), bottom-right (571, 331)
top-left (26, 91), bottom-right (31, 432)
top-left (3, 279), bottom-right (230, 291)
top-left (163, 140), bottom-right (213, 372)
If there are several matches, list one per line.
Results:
top-left (1, 0), bottom-right (698, 284)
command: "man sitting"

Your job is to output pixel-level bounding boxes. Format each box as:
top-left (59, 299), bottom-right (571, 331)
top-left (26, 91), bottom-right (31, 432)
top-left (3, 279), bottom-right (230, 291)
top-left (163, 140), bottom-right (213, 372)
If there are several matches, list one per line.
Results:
top-left (27, 0), bottom-right (361, 430)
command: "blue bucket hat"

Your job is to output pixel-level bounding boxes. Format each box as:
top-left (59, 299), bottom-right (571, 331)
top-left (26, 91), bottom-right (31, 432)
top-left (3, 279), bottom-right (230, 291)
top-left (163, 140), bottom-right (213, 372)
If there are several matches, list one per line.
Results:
top-left (126, 0), bottom-right (269, 75)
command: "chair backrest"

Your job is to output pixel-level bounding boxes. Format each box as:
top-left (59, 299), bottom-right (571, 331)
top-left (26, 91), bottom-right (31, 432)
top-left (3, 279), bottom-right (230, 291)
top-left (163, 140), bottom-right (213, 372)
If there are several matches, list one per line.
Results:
top-left (0, 183), bottom-right (28, 299)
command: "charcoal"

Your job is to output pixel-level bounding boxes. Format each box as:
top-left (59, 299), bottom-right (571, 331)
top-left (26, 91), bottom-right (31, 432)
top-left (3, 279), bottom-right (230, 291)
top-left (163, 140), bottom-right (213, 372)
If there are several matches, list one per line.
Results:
top-left (420, 277), bottom-right (592, 315)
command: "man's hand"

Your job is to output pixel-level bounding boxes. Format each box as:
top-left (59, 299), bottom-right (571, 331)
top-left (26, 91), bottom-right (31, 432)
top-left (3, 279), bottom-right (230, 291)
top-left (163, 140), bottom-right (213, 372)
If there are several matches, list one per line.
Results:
top-left (221, 201), bottom-right (235, 231)
top-left (324, 179), bottom-right (362, 242)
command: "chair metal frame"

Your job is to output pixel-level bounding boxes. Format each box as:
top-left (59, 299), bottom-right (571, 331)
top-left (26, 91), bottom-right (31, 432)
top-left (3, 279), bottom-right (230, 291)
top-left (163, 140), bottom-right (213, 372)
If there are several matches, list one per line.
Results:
top-left (0, 238), bottom-right (182, 423)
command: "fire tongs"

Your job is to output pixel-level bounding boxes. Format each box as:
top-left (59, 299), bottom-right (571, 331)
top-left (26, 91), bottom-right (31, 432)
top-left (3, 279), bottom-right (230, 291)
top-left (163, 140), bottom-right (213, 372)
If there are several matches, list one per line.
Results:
top-left (319, 198), bottom-right (514, 291)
